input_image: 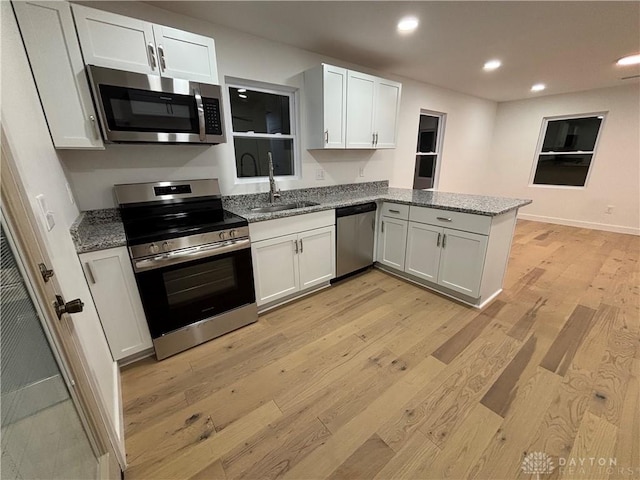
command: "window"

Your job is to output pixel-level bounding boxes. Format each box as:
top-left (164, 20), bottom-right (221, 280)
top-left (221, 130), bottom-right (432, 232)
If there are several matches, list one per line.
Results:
top-left (413, 112), bottom-right (445, 189)
top-left (228, 82), bottom-right (297, 179)
top-left (531, 114), bottom-right (605, 187)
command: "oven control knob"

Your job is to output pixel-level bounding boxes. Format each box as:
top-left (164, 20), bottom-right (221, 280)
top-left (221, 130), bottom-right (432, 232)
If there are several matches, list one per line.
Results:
top-left (162, 241), bottom-right (170, 252)
top-left (219, 231), bottom-right (226, 240)
top-left (229, 229), bottom-right (237, 238)
top-left (149, 243), bottom-right (160, 254)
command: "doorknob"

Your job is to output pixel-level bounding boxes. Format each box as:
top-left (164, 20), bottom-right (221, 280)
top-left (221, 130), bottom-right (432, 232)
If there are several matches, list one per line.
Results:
top-left (54, 295), bottom-right (84, 319)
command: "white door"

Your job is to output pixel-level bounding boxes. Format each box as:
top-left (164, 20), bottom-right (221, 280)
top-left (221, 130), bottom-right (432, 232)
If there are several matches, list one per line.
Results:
top-left (405, 223), bottom-right (442, 282)
top-left (377, 216), bottom-right (408, 271)
top-left (152, 25), bottom-right (218, 83)
top-left (298, 226), bottom-right (336, 289)
top-left (72, 4), bottom-right (157, 75)
top-left (80, 248), bottom-right (152, 361)
top-left (437, 228), bottom-right (488, 298)
top-left (346, 70), bottom-right (376, 148)
top-left (13, 1), bottom-right (104, 149)
top-left (252, 234), bottom-right (300, 306)
top-left (323, 65), bottom-right (347, 148)
top-left (373, 78), bottom-right (401, 149)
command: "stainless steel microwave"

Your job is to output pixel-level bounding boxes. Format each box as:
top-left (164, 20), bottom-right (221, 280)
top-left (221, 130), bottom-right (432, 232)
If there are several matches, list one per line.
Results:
top-left (87, 65), bottom-right (226, 144)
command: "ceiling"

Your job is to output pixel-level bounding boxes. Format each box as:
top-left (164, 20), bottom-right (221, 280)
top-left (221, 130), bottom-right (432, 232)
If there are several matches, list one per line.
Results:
top-left (147, 1), bottom-right (640, 102)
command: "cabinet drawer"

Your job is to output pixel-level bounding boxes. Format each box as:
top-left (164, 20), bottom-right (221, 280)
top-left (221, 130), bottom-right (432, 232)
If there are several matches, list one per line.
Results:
top-left (409, 206), bottom-right (491, 235)
top-left (381, 202), bottom-right (409, 220)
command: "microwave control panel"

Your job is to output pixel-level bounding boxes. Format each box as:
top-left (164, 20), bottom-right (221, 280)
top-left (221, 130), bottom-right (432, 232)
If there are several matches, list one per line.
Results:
top-left (203, 98), bottom-right (222, 135)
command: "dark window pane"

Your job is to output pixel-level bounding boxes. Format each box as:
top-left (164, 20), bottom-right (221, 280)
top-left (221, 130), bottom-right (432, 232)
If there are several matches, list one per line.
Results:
top-left (234, 137), bottom-right (294, 177)
top-left (417, 115), bottom-right (439, 153)
top-left (533, 154), bottom-right (593, 186)
top-left (541, 117), bottom-right (602, 152)
top-left (229, 88), bottom-right (290, 134)
top-left (413, 155), bottom-right (436, 189)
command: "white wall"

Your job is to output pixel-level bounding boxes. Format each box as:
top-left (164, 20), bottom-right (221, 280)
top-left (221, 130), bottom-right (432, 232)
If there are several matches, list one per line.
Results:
top-left (1, 1), bottom-right (120, 442)
top-left (60, 1), bottom-right (498, 210)
top-left (485, 85), bottom-right (640, 234)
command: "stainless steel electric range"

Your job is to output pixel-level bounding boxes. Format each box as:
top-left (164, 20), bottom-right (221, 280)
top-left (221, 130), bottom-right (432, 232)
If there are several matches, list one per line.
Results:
top-left (114, 179), bottom-right (257, 360)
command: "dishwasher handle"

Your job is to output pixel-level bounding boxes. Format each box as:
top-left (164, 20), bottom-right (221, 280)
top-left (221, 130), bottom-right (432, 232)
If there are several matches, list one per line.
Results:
top-left (335, 202), bottom-right (377, 218)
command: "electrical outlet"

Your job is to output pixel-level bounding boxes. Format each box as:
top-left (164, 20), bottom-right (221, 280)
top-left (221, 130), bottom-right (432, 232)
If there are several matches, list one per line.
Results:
top-left (605, 205), bottom-right (615, 214)
top-left (359, 166), bottom-right (365, 177)
top-left (35, 194), bottom-right (55, 231)
top-left (316, 168), bottom-right (325, 180)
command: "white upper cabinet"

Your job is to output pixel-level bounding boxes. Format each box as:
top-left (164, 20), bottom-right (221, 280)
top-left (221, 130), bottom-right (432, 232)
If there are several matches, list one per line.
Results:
top-left (373, 78), bottom-right (402, 149)
top-left (346, 70), bottom-right (376, 148)
top-left (151, 25), bottom-right (218, 84)
top-left (304, 64), bottom-right (401, 150)
top-left (304, 64), bottom-right (347, 149)
top-left (13, 1), bottom-right (104, 149)
top-left (72, 4), bottom-right (157, 75)
top-left (72, 4), bottom-right (219, 84)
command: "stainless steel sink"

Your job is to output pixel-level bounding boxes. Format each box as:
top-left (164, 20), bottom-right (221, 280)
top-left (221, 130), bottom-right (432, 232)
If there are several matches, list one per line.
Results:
top-left (250, 201), bottom-right (319, 213)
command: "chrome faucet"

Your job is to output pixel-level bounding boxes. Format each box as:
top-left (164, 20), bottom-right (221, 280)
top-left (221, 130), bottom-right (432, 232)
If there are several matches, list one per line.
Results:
top-left (268, 152), bottom-right (281, 203)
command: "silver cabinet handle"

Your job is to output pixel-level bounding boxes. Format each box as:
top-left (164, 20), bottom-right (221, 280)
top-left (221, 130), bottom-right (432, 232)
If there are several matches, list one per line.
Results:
top-left (437, 232), bottom-right (441, 247)
top-left (89, 115), bottom-right (100, 140)
top-left (442, 234), bottom-right (447, 248)
top-left (372, 132), bottom-right (376, 146)
top-left (437, 217), bottom-right (453, 222)
top-left (194, 86), bottom-right (206, 142)
top-left (299, 239), bottom-right (304, 253)
top-left (294, 239), bottom-right (299, 254)
top-left (381, 221), bottom-right (385, 233)
top-left (158, 44), bottom-right (166, 71)
top-left (389, 209), bottom-right (400, 214)
top-left (85, 262), bottom-right (96, 284)
top-left (324, 130), bottom-right (329, 144)
top-left (147, 43), bottom-right (157, 69)
top-left (374, 132), bottom-right (379, 146)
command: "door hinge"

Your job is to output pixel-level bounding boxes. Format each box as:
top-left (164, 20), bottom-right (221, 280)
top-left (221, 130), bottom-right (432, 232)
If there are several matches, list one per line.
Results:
top-left (38, 263), bottom-right (54, 282)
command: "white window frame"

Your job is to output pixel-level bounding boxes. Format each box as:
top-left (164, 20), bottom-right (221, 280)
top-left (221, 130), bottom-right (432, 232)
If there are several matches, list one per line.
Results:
top-left (414, 110), bottom-right (446, 190)
top-left (529, 112), bottom-right (607, 190)
top-left (226, 77), bottom-right (301, 184)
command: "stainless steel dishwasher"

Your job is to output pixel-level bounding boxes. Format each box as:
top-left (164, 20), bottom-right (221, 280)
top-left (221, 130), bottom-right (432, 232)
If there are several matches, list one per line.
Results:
top-left (335, 202), bottom-right (377, 280)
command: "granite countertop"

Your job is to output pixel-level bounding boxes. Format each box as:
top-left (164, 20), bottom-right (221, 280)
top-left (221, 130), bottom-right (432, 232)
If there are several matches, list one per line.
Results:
top-left (70, 209), bottom-right (126, 254)
top-left (69, 182), bottom-right (531, 253)
top-left (224, 181), bottom-right (532, 223)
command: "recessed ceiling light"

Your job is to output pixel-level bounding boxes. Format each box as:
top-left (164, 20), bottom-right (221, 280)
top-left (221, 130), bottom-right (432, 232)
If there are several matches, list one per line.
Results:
top-left (531, 83), bottom-right (546, 92)
top-left (617, 54), bottom-right (640, 66)
top-left (397, 16), bottom-right (419, 33)
top-left (483, 60), bottom-right (502, 71)
top-left (238, 94), bottom-right (247, 99)
top-left (237, 88), bottom-right (247, 93)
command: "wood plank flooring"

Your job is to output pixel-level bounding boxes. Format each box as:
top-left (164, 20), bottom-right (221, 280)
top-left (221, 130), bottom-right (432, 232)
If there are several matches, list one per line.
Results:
top-left (121, 220), bottom-right (639, 480)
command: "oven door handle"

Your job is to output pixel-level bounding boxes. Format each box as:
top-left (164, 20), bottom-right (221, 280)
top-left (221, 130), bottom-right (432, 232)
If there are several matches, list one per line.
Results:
top-left (133, 238), bottom-right (251, 273)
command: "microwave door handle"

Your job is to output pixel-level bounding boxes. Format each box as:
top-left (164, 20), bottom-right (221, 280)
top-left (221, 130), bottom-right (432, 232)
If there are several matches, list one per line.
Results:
top-left (194, 87), bottom-right (206, 142)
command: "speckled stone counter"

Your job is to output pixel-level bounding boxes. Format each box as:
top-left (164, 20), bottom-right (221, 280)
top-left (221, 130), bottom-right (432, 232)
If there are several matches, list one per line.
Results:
top-left (224, 181), bottom-right (532, 223)
top-left (70, 209), bottom-right (126, 254)
top-left (69, 182), bottom-right (532, 252)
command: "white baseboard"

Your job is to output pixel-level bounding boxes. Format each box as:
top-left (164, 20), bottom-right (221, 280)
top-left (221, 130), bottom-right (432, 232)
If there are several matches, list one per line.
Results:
top-left (517, 213), bottom-right (640, 236)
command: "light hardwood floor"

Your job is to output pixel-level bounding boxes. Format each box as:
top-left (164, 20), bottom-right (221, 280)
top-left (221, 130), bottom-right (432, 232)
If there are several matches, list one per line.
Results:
top-left (121, 220), bottom-right (639, 480)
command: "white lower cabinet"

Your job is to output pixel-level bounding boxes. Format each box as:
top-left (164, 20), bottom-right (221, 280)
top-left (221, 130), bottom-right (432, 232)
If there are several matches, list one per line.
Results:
top-left (250, 211), bottom-right (336, 308)
top-left (405, 222), bottom-right (442, 283)
top-left (79, 247), bottom-right (152, 361)
top-left (437, 229), bottom-right (488, 297)
top-left (377, 216), bottom-right (408, 270)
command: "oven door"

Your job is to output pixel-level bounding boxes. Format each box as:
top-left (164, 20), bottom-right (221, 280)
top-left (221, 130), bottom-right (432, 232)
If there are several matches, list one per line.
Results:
top-left (133, 240), bottom-right (255, 339)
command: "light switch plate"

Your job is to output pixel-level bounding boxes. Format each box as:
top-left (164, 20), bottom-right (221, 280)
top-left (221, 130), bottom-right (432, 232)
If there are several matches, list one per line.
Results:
top-left (35, 194), bottom-right (55, 231)
top-left (316, 168), bottom-right (325, 180)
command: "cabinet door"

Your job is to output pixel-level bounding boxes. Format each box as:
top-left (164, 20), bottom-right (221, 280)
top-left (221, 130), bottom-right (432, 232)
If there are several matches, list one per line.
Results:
top-left (72, 4), bottom-right (157, 75)
top-left (80, 247), bottom-right (152, 361)
top-left (437, 229), bottom-right (488, 298)
top-left (299, 226), bottom-right (336, 289)
top-left (152, 25), bottom-right (218, 83)
top-left (373, 78), bottom-right (401, 149)
top-left (346, 70), bottom-right (376, 148)
top-left (251, 234), bottom-right (300, 306)
top-left (405, 222), bottom-right (442, 282)
top-left (323, 65), bottom-right (347, 148)
top-left (13, 1), bottom-right (104, 149)
top-left (377, 216), bottom-right (408, 271)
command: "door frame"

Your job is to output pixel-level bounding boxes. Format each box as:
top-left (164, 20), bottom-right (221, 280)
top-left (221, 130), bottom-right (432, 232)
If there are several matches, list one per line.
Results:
top-left (1, 127), bottom-right (122, 478)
